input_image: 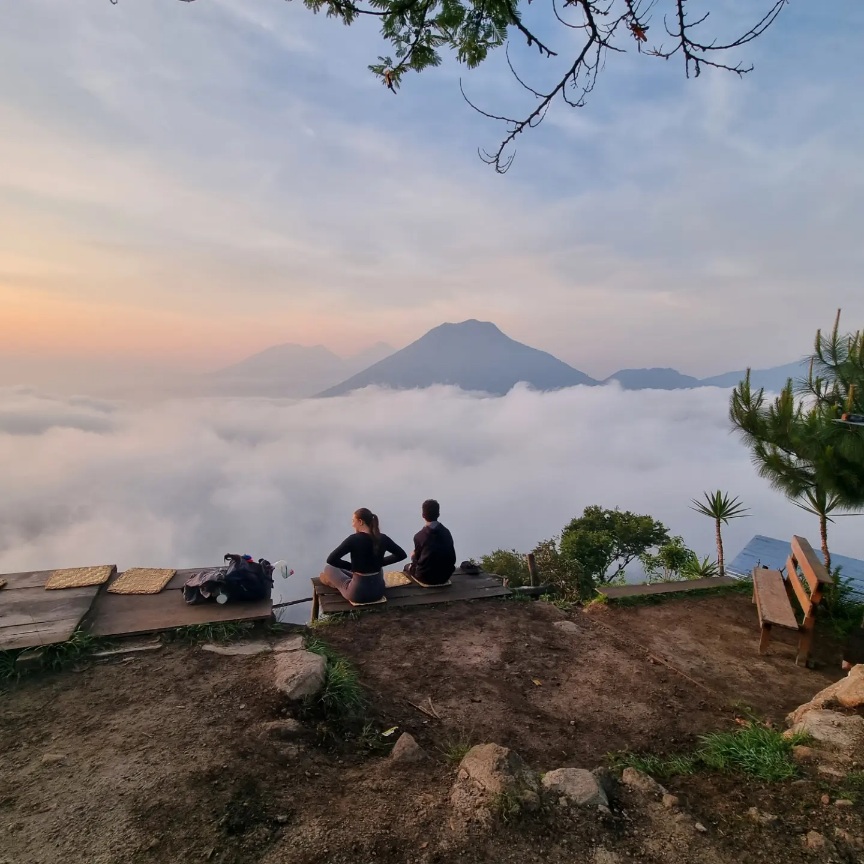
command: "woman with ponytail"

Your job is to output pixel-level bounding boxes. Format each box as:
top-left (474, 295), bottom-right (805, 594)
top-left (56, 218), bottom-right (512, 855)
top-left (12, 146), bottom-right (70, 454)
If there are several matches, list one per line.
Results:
top-left (321, 508), bottom-right (407, 604)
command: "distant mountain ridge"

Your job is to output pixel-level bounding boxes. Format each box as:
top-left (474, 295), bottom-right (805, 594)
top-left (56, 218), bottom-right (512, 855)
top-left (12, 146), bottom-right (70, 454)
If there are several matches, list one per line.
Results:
top-left (319, 320), bottom-right (596, 397)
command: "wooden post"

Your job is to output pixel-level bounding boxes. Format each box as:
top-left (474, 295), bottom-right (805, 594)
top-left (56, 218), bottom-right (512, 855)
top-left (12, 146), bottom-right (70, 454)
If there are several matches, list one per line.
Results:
top-left (759, 623), bottom-right (772, 654)
top-left (526, 553), bottom-right (539, 588)
top-left (310, 590), bottom-right (320, 624)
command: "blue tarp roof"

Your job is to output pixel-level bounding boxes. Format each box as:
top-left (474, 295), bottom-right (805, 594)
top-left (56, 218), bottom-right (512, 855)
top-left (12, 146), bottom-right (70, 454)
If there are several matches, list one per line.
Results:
top-left (727, 534), bottom-right (864, 599)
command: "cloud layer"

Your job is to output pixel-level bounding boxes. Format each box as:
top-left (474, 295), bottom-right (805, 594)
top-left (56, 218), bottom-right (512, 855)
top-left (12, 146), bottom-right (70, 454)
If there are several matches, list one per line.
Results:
top-left (2, 386), bottom-right (860, 621)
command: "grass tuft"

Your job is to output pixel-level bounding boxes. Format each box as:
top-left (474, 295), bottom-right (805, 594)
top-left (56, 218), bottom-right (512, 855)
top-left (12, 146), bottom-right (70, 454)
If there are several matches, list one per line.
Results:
top-left (611, 721), bottom-right (807, 783)
top-left (0, 649), bottom-right (22, 681)
top-left (491, 789), bottom-right (525, 824)
top-left (168, 622), bottom-right (254, 644)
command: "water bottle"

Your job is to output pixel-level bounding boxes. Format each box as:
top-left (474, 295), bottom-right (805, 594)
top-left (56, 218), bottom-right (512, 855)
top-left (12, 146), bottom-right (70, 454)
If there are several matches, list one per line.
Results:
top-left (272, 560), bottom-right (293, 580)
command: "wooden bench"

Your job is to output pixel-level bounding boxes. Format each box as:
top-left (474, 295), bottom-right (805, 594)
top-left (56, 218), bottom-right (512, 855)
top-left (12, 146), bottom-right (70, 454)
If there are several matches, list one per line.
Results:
top-left (752, 535), bottom-right (834, 665)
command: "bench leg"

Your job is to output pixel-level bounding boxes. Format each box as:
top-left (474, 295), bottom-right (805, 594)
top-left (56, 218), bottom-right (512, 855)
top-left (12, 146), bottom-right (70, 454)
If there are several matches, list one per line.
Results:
top-left (759, 623), bottom-right (772, 654)
top-left (797, 620), bottom-right (814, 667)
top-left (310, 592), bottom-right (320, 624)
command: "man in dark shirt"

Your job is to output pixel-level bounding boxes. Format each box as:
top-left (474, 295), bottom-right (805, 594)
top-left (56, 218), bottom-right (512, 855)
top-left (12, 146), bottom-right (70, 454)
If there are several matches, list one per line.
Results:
top-left (405, 499), bottom-right (456, 587)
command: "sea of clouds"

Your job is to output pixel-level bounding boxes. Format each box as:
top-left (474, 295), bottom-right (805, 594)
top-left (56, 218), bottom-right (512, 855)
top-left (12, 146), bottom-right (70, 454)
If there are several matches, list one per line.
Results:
top-left (1, 384), bottom-right (860, 621)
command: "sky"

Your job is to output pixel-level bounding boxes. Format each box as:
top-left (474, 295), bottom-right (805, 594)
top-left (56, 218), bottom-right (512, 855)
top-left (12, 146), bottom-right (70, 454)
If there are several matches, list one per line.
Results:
top-left (1, 0), bottom-right (863, 388)
top-left (3, 383), bottom-right (861, 623)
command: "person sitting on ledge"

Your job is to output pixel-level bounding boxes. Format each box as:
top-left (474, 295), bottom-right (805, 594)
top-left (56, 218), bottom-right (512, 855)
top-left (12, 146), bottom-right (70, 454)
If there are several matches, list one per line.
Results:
top-left (404, 498), bottom-right (456, 587)
top-left (321, 508), bottom-right (407, 604)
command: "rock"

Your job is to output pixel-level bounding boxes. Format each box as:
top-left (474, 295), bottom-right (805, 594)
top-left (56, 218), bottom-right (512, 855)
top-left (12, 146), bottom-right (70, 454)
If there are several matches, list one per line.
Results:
top-left (835, 798), bottom-right (854, 808)
top-left (592, 849), bottom-right (621, 864)
top-left (15, 648), bottom-right (44, 672)
top-left (273, 636), bottom-right (305, 654)
top-left (390, 733), bottom-right (426, 763)
top-left (834, 828), bottom-right (864, 851)
top-left (40, 753), bottom-right (66, 766)
top-left (275, 814), bottom-right (290, 825)
top-left (552, 621), bottom-right (580, 635)
top-left (541, 768), bottom-right (608, 808)
top-left (202, 642), bottom-right (271, 656)
top-left (821, 794), bottom-right (831, 805)
top-left (260, 719), bottom-right (303, 741)
top-left (450, 744), bottom-right (540, 825)
top-left (694, 822), bottom-right (707, 833)
top-left (788, 666), bottom-right (864, 724)
top-left (621, 767), bottom-right (666, 796)
top-left (747, 807), bottom-right (777, 826)
top-left (817, 764), bottom-right (846, 780)
top-left (790, 710), bottom-right (864, 756)
top-left (273, 650), bottom-right (326, 700)
top-left (804, 830), bottom-right (829, 852)
top-left (836, 664), bottom-right (864, 709)
top-left (792, 745), bottom-right (817, 764)
top-left (662, 794), bottom-right (680, 810)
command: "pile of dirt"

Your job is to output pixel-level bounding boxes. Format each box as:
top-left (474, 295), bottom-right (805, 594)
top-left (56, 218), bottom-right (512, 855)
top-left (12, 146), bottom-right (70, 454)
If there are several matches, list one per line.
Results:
top-left (0, 595), bottom-right (861, 864)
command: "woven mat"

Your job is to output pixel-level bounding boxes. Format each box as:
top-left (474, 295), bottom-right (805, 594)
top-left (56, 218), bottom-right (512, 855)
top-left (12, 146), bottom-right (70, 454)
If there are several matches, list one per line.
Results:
top-left (108, 567), bottom-right (177, 595)
top-left (45, 565), bottom-right (115, 590)
top-left (384, 571), bottom-right (411, 588)
top-left (348, 596), bottom-right (387, 608)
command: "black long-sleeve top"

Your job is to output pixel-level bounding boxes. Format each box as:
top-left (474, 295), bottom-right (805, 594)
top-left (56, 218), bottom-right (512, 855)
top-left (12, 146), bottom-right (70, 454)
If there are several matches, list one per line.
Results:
top-left (326, 532), bottom-right (407, 574)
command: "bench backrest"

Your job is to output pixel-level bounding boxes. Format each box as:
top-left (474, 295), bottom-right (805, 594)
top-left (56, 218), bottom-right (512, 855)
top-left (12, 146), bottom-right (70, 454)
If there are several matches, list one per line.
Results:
top-left (786, 535), bottom-right (833, 616)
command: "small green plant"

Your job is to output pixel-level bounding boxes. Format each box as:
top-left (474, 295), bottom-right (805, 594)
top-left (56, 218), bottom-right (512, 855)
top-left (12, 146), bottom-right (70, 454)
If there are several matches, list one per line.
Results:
top-left (491, 789), bottom-right (525, 824)
top-left (169, 622), bottom-right (254, 644)
top-left (0, 649), bottom-right (22, 681)
top-left (818, 569), bottom-right (864, 640)
top-left (611, 722), bottom-right (807, 783)
top-left (41, 630), bottom-right (108, 672)
top-left (304, 637), bottom-right (366, 718)
top-left (834, 770), bottom-right (864, 804)
top-left (681, 556), bottom-right (720, 580)
top-left (439, 732), bottom-right (473, 764)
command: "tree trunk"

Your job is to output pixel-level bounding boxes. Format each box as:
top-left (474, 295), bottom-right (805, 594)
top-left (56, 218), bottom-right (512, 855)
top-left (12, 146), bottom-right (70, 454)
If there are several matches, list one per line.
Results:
top-left (820, 513), bottom-right (831, 573)
top-left (715, 519), bottom-right (724, 578)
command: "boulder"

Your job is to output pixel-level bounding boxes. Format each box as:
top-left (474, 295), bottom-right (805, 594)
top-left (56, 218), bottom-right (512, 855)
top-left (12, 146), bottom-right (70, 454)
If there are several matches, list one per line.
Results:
top-left (621, 767), bottom-right (667, 796)
top-left (273, 650), bottom-right (326, 700)
top-left (790, 709), bottom-right (864, 756)
top-left (450, 744), bottom-right (539, 826)
top-left (390, 733), bottom-right (426, 763)
top-left (541, 768), bottom-right (608, 808)
top-left (787, 665), bottom-right (864, 725)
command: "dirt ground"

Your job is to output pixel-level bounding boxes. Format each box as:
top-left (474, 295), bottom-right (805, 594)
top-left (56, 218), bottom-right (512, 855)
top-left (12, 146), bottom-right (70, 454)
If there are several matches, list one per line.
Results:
top-left (1, 594), bottom-right (861, 864)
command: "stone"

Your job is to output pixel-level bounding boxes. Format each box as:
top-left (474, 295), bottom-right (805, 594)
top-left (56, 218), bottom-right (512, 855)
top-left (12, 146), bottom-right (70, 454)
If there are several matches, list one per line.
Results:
top-left (40, 753), bottom-right (66, 766)
top-left (260, 719), bottom-right (303, 741)
top-left (390, 733), bottom-right (426, 763)
top-left (541, 768), bottom-right (608, 808)
top-left (836, 665), bottom-right (864, 709)
top-left (202, 642), bottom-right (271, 657)
top-left (694, 823), bottom-right (707, 833)
top-left (450, 744), bottom-right (540, 824)
top-left (275, 815), bottom-right (290, 825)
top-left (621, 767), bottom-right (666, 796)
top-left (804, 831), bottom-right (828, 852)
top-left (835, 799), bottom-right (854, 808)
top-left (273, 650), bottom-right (326, 700)
top-left (747, 807), bottom-right (777, 826)
top-left (273, 636), bottom-right (305, 654)
top-left (592, 849), bottom-right (621, 864)
top-left (792, 745), bottom-right (817, 764)
top-left (15, 649), bottom-right (44, 673)
top-left (834, 828), bottom-right (864, 851)
top-left (552, 621), bottom-right (580, 635)
top-left (821, 794), bottom-right (831, 805)
top-left (662, 794), bottom-right (680, 810)
top-left (790, 710), bottom-right (864, 755)
top-left (787, 665), bottom-right (864, 725)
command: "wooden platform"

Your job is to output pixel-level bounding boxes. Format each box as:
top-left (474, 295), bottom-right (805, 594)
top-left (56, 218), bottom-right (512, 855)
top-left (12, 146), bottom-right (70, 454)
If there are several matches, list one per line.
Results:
top-left (311, 569), bottom-right (510, 618)
top-left (86, 567), bottom-right (273, 638)
top-left (0, 568), bottom-right (110, 651)
top-left (600, 576), bottom-right (738, 600)
top-left (0, 566), bottom-right (273, 649)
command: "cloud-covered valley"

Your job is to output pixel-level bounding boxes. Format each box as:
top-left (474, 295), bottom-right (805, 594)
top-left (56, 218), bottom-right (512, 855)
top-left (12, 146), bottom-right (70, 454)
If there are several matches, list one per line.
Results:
top-left (1, 385), bottom-right (860, 617)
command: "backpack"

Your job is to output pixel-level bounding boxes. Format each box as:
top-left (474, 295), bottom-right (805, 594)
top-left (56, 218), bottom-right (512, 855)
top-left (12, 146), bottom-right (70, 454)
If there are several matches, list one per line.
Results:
top-left (223, 554), bottom-right (275, 602)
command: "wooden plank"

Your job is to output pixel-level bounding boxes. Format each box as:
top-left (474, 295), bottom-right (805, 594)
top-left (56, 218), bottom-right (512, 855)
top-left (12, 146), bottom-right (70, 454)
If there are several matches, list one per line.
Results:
top-left (753, 569), bottom-right (799, 630)
top-left (86, 588), bottom-right (271, 638)
top-left (318, 581), bottom-right (510, 614)
top-left (786, 555), bottom-right (812, 615)
top-left (601, 576), bottom-right (737, 600)
top-left (0, 620), bottom-right (88, 651)
top-left (0, 569), bottom-right (53, 590)
top-left (791, 536), bottom-right (833, 590)
top-left (312, 572), bottom-right (503, 597)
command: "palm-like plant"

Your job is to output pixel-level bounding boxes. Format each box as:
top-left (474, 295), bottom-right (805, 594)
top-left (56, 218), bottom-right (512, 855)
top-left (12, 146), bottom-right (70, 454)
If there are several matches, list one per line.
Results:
top-left (690, 491), bottom-right (750, 577)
